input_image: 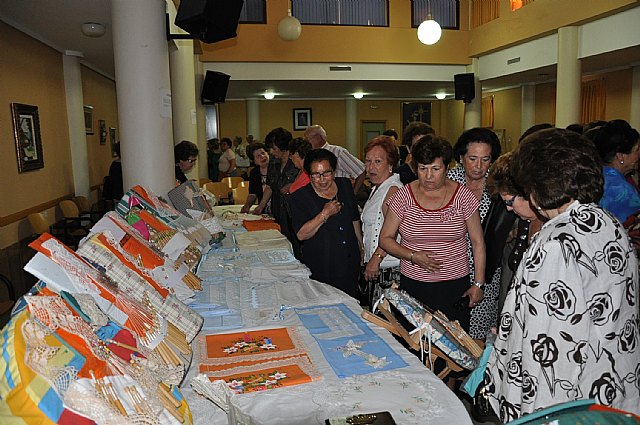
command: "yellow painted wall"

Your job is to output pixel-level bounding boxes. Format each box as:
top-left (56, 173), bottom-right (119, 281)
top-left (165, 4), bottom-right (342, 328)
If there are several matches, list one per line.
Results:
top-left (0, 22), bottom-right (119, 249)
top-left (604, 68), bottom-right (632, 121)
top-left (200, 0), bottom-right (471, 65)
top-left (491, 87), bottom-right (522, 152)
top-left (82, 67), bottom-right (119, 192)
top-left (469, 0), bottom-right (637, 56)
top-left (534, 82), bottom-right (556, 126)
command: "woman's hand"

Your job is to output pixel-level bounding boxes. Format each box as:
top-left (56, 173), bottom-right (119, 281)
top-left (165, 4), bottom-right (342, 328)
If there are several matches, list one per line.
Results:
top-left (411, 250), bottom-right (442, 272)
top-left (364, 258), bottom-right (381, 281)
top-left (322, 199), bottom-right (342, 218)
top-left (240, 205), bottom-right (250, 214)
top-left (252, 205), bottom-right (263, 215)
top-left (463, 285), bottom-right (484, 307)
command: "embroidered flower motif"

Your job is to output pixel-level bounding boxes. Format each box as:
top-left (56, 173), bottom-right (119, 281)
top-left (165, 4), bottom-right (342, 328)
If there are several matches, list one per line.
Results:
top-left (570, 205), bottom-right (605, 235)
top-left (261, 343), bottom-right (277, 350)
top-left (567, 340), bottom-right (589, 364)
top-left (588, 372), bottom-right (617, 406)
top-left (543, 280), bottom-right (576, 321)
top-left (223, 346), bottom-right (238, 354)
top-left (602, 241), bottom-right (627, 275)
top-left (588, 292), bottom-right (614, 326)
top-left (506, 352), bottom-right (523, 385)
top-left (521, 370), bottom-right (538, 404)
top-left (269, 372), bottom-right (287, 380)
top-left (530, 334), bottom-right (558, 368)
top-left (618, 315), bottom-right (638, 353)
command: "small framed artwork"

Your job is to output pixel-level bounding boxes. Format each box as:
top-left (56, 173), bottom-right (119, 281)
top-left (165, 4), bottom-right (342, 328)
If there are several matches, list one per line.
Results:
top-left (109, 127), bottom-right (118, 157)
top-left (11, 103), bottom-right (44, 173)
top-left (293, 108), bottom-right (312, 131)
top-left (401, 102), bottom-right (432, 130)
top-left (99, 119), bottom-right (107, 145)
top-left (84, 105), bottom-right (94, 134)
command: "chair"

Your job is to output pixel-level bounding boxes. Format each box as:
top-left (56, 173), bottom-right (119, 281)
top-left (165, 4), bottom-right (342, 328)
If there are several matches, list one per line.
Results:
top-left (221, 176), bottom-right (243, 189)
top-left (59, 199), bottom-right (98, 224)
top-left (0, 273), bottom-right (16, 328)
top-left (233, 186), bottom-right (251, 205)
top-left (198, 178), bottom-right (212, 187)
top-left (27, 212), bottom-right (89, 249)
top-left (238, 180), bottom-right (250, 188)
top-left (204, 182), bottom-right (232, 205)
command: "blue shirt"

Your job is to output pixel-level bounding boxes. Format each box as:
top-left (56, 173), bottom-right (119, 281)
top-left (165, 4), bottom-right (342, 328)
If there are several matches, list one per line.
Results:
top-left (599, 166), bottom-right (640, 223)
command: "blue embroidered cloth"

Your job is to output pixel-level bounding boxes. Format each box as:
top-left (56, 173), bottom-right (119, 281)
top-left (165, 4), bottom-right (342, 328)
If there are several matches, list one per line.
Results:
top-left (296, 303), bottom-right (407, 378)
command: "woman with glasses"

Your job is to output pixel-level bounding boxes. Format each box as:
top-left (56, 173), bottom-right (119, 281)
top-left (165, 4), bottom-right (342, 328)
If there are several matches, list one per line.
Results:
top-left (379, 135), bottom-right (485, 334)
top-left (174, 140), bottom-right (199, 184)
top-left (486, 151), bottom-right (543, 313)
top-left (290, 149), bottom-right (363, 297)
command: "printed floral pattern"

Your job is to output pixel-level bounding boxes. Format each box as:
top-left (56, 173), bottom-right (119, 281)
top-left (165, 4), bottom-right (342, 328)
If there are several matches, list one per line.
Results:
top-left (226, 370), bottom-right (287, 393)
top-left (222, 334), bottom-right (277, 355)
top-left (486, 202), bottom-right (640, 422)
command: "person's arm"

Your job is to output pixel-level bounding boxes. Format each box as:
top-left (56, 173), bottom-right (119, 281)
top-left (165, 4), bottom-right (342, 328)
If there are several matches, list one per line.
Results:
top-left (241, 194), bottom-right (257, 213)
top-left (252, 186), bottom-right (272, 215)
top-left (227, 158), bottom-right (237, 175)
top-left (353, 220), bottom-right (364, 264)
top-left (296, 199), bottom-right (342, 241)
top-left (353, 171), bottom-right (366, 194)
top-left (463, 210), bottom-right (486, 307)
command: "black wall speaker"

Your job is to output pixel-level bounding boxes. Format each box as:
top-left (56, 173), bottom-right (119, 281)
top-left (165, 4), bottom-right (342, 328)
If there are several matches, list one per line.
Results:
top-left (175, 0), bottom-right (244, 44)
top-left (454, 73), bottom-right (475, 103)
top-left (201, 71), bottom-right (230, 104)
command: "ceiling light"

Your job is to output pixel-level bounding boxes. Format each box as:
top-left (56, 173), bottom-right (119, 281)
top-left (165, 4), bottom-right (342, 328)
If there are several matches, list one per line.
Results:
top-left (417, 17), bottom-right (442, 45)
top-left (81, 22), bottom-right (106, 38)
top-left (435, 93), bottom-right (447, 100)
top-left (353, 92), bottom-right (364, 99)
top-left (277, 9), bottom-right (302, 41)
top-left (263, 91), bottom-right (275, 100)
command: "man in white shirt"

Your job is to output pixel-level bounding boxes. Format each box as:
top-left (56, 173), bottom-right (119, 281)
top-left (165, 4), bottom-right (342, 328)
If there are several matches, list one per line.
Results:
top-left (304, 125), bottom-right (366, 194)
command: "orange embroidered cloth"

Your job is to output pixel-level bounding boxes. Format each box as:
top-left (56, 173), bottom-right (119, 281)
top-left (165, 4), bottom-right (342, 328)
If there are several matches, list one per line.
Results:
top-left (242, 219), bottom-right (281, 232)
top-left (198, 327), bottom-right (306, 372)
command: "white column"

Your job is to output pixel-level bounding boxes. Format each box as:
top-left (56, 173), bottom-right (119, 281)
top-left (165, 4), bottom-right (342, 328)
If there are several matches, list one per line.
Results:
top-left (463, 58), bottom-right (482, 130)
top-left (62, 51), bottom-right (90, 198)
top-left (112, 0), bottom-right (174, 196)
top-left (630, 66), bottom-right (640, 130)
top-left (521, 83), bottom-right (536, 135)
top-left (194, 58), bottom-right (208, 179)
top-left (246, 99), bottom-right (260, 139)
top-left (555, 26), bottom-right (581, 128)
top-left (345, 98), bottom-right (359, 156)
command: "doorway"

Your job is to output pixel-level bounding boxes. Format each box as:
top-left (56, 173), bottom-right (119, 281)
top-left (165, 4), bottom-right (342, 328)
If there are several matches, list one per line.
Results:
top-left (360, 121), bottom-right (387, 159)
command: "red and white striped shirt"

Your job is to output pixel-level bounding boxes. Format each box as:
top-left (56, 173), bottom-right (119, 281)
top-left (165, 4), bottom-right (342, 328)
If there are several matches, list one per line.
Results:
top-left (386, 182), bottom-right (479, 282)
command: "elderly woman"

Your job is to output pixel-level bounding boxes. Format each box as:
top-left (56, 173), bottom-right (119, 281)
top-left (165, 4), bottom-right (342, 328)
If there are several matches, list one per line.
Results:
top-left (486, 152), bottom-right (543, 313)
top-left (290, 149), bottom-right (363, 297)
top-left (593, 119), bottom-right (640, 223)
top-left (288, 137), bottom-right (312, 193)
top-left (379, 135), bottom-right (485, 333)
top-left (361, 136), bottom-right (404, 304)
top-left (485, 129), bottom-right (640, 421)
top-left (240, 142), bottom-right (270, 214)
top-left (174, 140), bottom-right (199, 184)
top-left (448, 128), bottom-right (502, 340)
top-left (218, 137), bottom-right (238, 179)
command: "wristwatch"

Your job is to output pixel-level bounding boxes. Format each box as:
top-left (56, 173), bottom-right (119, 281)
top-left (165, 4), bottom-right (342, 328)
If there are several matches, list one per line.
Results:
top-left (473, 281), bottom-right (485, 289)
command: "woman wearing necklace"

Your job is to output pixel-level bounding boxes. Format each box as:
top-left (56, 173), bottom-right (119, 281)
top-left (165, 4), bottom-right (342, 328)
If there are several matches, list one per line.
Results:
top-left (447, 128), bottom-right (502, 340)
top-left (290, 149), bottom-right (363, 297)
top-left (379, 135), bottom-right (485, 334)
top-left (361, 136), bottom-right (403, 306)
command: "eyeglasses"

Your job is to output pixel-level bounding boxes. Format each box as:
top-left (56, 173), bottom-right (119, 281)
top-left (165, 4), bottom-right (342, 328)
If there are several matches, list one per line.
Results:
top-left (504, 195), bottom-right (518, 207)
top-left (186, 158), bottom-right (197, 164)
top-left (310, 170), bottom-right (334, 180)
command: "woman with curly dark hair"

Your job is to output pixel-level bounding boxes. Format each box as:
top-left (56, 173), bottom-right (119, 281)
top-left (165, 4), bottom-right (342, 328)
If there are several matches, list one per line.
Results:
top-left (484, 128), bottom-right (639, 422)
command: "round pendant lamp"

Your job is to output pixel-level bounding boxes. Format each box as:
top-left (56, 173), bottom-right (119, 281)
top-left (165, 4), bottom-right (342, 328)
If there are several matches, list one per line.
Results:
top-left (278, 9), bottom-right (302, 41)
top-left (417, 17), bottom-right (442, 45)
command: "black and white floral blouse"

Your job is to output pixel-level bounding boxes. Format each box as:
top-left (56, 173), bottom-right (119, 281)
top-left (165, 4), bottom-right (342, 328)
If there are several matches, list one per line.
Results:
top-left (486, 201), bottom-right (640, 422)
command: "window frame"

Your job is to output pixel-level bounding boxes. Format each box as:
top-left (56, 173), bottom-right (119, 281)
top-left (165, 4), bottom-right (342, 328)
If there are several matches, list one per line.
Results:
top-left (292, 0), bottom-right (389, 27)
top-left (410, 0), bottom-right (460, 30)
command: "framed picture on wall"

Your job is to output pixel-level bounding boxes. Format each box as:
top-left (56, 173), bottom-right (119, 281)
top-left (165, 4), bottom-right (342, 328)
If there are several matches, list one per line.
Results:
top-left (109, 127), bottom-right (118, 157)
top-left (84, 105), bottom-right (94, 134)
top-left (293, 108), bottom-right (312, 130)
top-left (401, 102), bottom-right (432, 130)
top-left (99, 120), bottom-right (107, 145)
top-left (11, 103), bottom-right (44, 173)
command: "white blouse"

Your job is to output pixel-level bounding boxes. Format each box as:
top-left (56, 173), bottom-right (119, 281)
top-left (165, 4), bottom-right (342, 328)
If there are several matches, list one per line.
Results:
top-left (361, 174), bottom-right (403, 269)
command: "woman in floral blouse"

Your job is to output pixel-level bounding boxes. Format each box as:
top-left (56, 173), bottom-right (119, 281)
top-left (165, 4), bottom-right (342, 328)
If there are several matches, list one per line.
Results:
top-left (485, 128), bottom-right (640, 421)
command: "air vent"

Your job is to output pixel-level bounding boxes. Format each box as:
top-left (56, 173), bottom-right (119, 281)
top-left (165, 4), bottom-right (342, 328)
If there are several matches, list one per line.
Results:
top-left (507, 57), bottom-right (521, 65)
top-left (329, 66), bottom-right (352, 72)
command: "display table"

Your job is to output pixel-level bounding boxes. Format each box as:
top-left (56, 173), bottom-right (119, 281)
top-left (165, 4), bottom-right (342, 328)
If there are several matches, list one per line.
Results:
top-left (182, 223), bottom-right (473, 425)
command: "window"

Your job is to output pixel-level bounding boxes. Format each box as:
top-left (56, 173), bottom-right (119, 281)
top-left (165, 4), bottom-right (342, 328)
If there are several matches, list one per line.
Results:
top-left (293, 0), bottom-right (388, 27)
top-left (239, 0), bottom-right (266, 24)
top-left (412, 0), bottom-right (459, 29)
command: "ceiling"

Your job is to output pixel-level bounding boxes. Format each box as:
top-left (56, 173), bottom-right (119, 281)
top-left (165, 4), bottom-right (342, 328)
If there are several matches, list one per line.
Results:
top-left (2, 0), bottom-right (640, 100)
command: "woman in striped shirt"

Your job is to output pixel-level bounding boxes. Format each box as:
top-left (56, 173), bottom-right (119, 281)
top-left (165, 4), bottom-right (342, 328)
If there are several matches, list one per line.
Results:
top-left (379, 135), bottom-right (486, 332)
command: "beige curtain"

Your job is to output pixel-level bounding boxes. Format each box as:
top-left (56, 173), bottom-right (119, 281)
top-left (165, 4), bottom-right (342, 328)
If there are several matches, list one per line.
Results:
top-left (581, 79), bottom-right (606, 124)
top-left (472, 0), bottom-right (500, 28)
top-left (482, 96), bottom-right (494, 128)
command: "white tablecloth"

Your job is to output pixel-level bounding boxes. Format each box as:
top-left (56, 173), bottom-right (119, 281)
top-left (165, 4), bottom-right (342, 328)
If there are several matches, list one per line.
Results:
top-left (183, 227), bottom-right (472, 425)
